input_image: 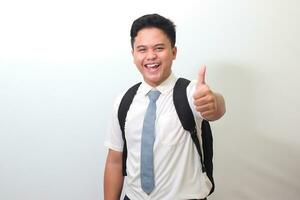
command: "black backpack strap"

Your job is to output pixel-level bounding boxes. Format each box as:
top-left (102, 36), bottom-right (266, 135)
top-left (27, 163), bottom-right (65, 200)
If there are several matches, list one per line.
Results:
top-left (173, 78), bottom-right (205, 171)
top-left (202, 120), bottom-right (215, 194)
top-left (173, 78), bottom-right (215, 194)
top-left (117, 82), bottom-right (141, 176)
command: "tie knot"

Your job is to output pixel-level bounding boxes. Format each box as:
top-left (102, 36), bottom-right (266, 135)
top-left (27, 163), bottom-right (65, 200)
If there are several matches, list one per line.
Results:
top-left (148, 90), bottom-right (161, 102)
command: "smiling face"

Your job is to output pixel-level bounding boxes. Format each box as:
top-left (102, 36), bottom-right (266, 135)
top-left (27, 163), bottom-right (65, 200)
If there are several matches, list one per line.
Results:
top-left (132, 27), bottom-right (177, 87)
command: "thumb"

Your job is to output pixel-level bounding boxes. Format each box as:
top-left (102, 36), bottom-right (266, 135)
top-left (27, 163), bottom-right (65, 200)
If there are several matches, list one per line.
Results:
top-left (196, 65), bottom-right (206, 88)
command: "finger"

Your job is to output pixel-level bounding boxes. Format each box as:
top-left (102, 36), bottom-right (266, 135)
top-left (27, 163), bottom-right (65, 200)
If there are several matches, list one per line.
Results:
top-left (194, 97), bottom-right (207, 107)
top-left (196, 102), bottom-right (215, 113)
top-left (196, 64), bottom-right (206, 89)
top-left (193, 85), bottom-right (211, 100)
top-left (200, 110), bottom-right (215, 119)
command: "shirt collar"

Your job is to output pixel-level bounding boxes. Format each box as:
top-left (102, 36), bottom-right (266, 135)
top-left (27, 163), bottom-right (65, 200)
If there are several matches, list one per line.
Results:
top-left (139, 73), bottom-right (177, 96)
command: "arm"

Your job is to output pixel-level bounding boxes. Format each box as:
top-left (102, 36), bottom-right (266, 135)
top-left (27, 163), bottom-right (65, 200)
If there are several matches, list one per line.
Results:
top-left (104, 149), bottom-right (124, 200)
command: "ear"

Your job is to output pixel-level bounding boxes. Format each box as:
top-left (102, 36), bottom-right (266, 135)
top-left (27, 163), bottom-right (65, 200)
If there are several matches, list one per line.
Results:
top-left (172, 46), bottom-right (177, 60)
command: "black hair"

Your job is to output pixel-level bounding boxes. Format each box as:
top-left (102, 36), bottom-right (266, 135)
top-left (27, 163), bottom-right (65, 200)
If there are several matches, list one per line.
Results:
top-left (130, 14), bottom-right (176, 49)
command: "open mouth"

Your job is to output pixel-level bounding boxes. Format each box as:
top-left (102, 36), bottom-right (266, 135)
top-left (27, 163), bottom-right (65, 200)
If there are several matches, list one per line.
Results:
top-left (144, 63), bottom-right (160, 70)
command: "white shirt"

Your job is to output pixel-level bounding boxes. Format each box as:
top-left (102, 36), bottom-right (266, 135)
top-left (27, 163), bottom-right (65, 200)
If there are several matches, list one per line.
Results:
top-left (105, 73), bottom-right (212, 200)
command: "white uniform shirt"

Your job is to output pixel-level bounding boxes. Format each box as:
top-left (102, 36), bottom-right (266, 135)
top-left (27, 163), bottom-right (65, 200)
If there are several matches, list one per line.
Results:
top-left (105, 73), bottom-right (212, 200)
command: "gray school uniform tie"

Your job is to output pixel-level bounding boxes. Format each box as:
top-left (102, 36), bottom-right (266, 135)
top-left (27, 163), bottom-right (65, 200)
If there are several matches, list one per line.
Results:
top-left (141, 90), bottom-right (161, 194)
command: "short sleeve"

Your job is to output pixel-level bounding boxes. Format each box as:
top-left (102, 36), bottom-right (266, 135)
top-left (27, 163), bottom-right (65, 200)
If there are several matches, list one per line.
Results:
top-left (104, 93), bottom-right (125, 152)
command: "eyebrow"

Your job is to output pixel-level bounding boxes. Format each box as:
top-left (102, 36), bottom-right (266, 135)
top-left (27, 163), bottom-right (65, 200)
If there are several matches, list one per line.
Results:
top-left (154, 43), bottom-right (165, 46)
top-left (136, 45), bottom-right (147, 49)
top-left (136, 43), bottom-right (166, 49)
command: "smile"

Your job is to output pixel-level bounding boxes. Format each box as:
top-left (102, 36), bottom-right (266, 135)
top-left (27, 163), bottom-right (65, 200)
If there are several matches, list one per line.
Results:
top-left (144, 63), bottom-right (160, 69)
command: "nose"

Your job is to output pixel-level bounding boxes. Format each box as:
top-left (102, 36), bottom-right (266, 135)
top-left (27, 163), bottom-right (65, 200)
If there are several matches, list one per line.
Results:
top-left (146, 50), bottom-right (157, 60)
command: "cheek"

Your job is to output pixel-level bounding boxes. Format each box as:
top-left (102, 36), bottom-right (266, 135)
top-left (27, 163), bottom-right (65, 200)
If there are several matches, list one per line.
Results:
top-left (134, 54), bottom-right (144, 64)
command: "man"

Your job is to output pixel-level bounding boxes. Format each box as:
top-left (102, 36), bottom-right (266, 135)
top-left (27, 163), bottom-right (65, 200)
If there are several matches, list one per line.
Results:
top-left (104, 14), bottom-right (226, 200)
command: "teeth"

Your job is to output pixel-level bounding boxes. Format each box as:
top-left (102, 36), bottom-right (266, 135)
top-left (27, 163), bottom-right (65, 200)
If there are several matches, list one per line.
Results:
top-left (145, 64), bottom-right (159, 68)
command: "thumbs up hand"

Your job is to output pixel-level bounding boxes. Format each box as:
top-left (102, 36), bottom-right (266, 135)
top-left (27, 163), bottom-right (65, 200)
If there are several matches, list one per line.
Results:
top-left (193, 65), bottom-right (218, 120)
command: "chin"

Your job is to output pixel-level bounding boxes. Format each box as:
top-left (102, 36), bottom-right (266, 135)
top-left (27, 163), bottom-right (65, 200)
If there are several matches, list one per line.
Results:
top-left (144, 78), bottom-right (160, 86)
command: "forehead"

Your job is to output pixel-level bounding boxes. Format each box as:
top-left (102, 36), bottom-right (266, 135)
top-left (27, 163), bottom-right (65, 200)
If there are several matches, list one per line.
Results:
top-left (134, 27), bottom-right (171, 47)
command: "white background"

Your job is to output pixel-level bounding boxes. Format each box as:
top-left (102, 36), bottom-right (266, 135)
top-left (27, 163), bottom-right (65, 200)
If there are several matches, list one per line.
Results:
top-left (1, 0), bottom-right (299, 199)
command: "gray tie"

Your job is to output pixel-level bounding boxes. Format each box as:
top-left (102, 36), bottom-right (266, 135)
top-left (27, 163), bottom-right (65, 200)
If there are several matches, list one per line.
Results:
top-left (141, 90), bottom-right (161, 194)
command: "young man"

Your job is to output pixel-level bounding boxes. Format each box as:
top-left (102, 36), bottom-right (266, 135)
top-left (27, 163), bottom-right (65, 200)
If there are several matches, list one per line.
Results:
top-left (104, 14), bottom-right (226, 200)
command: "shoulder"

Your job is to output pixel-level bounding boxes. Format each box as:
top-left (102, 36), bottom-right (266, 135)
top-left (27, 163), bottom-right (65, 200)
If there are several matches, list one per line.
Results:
top-left (186, 79), bottom-right (197, 97)
top-left (112, 92), bottom-right (125, 114)
top-left (174, 78), bottom-right (197, 96)
top-left (184, 79), bottom-right (203, 119)
top-left (112, 82), bottom-right (143, 112)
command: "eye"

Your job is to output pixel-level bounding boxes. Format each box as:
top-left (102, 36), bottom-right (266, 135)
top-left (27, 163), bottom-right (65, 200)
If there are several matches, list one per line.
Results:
top-left (155, 46), bottom-right (164, 52)
top-left (138, 48), bottom-right (146, 53)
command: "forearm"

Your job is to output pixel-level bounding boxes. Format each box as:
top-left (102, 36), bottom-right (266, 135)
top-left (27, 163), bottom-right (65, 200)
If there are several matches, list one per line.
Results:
top-left (104, 151), bottom-right (124, 200)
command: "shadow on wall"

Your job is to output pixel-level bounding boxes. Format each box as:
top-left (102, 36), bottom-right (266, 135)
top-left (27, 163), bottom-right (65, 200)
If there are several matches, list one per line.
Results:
top-left (209, 64), bottom-right (300, 200)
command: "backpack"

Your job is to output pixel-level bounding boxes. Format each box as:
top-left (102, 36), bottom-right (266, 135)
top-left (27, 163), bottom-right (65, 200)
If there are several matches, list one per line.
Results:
top-left (117, 78), bottom-right (215, 195)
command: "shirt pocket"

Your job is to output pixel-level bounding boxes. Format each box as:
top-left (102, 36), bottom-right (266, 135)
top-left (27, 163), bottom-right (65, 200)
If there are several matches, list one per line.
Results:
top-left (156, 111), bottom-right (187, 145)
